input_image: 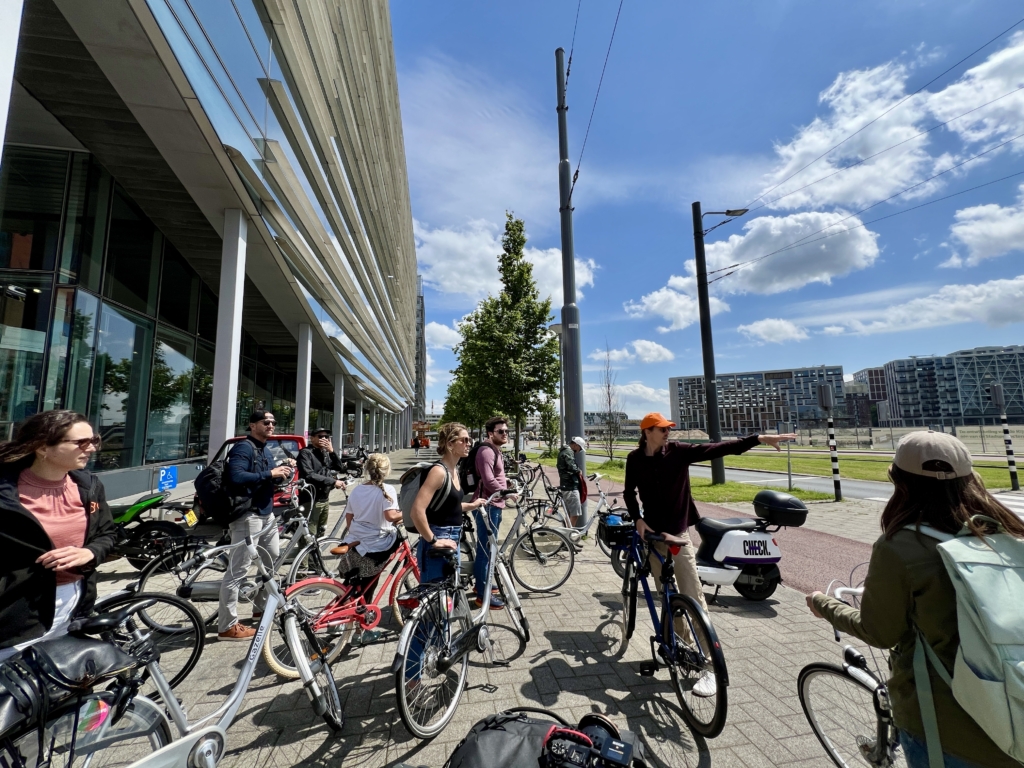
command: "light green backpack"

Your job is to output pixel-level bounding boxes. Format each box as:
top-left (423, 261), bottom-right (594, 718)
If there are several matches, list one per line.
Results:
top-left (912, 515), bottom-right (1024, 767)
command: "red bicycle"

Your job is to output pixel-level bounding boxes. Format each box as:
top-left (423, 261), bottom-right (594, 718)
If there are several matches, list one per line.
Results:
top-left (263, 524), bottom-right (421, 679)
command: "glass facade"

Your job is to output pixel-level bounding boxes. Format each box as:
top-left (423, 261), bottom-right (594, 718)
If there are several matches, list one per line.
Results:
top-left (0, 143), bottom-right (300, 466)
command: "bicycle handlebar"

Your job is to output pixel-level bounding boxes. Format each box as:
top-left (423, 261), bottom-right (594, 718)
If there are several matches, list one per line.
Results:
top-left (834, 587), bottom-right (864, 602)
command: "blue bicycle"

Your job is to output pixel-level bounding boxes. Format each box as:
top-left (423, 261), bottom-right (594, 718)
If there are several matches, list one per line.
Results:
top-left (616, 527), bottom-right (729, 737)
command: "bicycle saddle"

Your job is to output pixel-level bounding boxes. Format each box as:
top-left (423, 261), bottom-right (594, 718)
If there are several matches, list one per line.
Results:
top-left (646, 531), bottom-right (688, 547)
top-left (67, 599), bottom-right (156, 637)
top-left (427, 545), bottom-right (459, 560)
top-left (697, 517), bottom-right (760, 533)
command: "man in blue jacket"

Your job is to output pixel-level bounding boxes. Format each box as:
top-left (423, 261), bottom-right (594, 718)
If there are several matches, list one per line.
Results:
top-left (217, 410), bottom-right (293, 641)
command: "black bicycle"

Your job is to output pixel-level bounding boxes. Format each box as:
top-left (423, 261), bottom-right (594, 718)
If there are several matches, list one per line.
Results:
top-left (616, 527), bottom-right (729, 737)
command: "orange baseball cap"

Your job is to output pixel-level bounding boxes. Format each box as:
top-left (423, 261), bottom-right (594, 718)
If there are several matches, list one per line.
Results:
top-left (640, 412), bottom-right (676, 430)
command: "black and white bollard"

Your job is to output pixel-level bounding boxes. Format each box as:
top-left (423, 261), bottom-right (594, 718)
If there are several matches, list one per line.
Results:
top-left (1001, 412), bottom-right (1020, 492)
top-left (827, 416), bottom-right (842, 501)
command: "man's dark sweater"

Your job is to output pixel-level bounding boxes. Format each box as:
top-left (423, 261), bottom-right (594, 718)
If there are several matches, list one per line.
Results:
top-left (623, 435), bottom-right (760, 535)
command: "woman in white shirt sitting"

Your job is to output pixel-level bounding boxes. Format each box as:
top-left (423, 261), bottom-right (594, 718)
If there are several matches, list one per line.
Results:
top-left (342, 454), bottom-right (402, 580)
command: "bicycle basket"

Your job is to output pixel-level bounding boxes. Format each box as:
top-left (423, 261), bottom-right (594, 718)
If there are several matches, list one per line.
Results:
top-left (598, 517), bottom-right (633, 549)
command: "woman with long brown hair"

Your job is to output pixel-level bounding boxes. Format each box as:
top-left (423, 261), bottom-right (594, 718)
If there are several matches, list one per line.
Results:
top-left (0, 410), bottom-right (115, 660)
top-left (807, 431), bottom-right (1024, 768)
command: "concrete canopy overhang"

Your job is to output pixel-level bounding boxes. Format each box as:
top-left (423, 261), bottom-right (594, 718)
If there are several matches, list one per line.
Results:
top-left (14, 0), bottom-right (346, 405)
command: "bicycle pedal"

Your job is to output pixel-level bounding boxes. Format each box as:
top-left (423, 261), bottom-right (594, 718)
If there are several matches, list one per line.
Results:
top-left (639, 661), bottom-right (658, 677)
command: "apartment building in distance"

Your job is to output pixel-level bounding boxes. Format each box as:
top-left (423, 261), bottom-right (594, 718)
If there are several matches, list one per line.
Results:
top-left (880, 346), bottom-right (1024, 426)
top-left (852, 367), bottom-right (888, 403)
top-left (669, 366), bottom-right (846, 435)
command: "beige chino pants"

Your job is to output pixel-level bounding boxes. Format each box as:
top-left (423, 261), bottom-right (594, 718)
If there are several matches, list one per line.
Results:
top-left (646, 537), bottom-right (708, 643)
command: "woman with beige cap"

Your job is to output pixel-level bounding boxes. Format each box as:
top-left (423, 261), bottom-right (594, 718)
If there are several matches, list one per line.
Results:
top-left (623, 411), bottom-right (794, 696)
top-left (807, 430), bottom-right (1024, 768)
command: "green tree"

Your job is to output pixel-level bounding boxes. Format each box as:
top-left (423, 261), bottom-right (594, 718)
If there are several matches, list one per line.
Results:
top-left (537, 399), bottom-right (560, 457)
top-left (440, 372), bottom-right (493, 434)
top-left (448, 213), bottom-right (559, 444)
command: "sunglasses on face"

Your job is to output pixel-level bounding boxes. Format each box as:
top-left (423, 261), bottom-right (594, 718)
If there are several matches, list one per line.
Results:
top-left (261, 420), bottom-right (276, 427)
top-left (494, 429), bottom-right (509, 435)
top-left (63, 437), bottom-right (101, 450)
top-left (454, 437), bottom-right (472, 444)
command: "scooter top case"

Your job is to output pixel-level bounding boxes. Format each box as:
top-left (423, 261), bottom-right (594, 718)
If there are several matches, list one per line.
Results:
top-left (695, 517), bottom-right (782, 567)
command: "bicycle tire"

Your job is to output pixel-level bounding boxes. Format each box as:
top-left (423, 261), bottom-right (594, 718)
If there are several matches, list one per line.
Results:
top-left (495, 560), bottom-right (529, 642)
top-left (509, 527), bottom-right (575, 592)
top-left (619, 556), bottom-right (637, 649)
top-left (286, 537), bottom-right (345, 586)
top-left (264, 578), bottom-right (352, 680)
top-left (798, 663), bottom-right (905, 768)
top-left (124, 521), bottom-right (187, 570)
top-left (610, 548), bottom-right (628, 579)
top-left (394, 588), bottom-right (471, 739)
top-left (663, 594), bottom-right (728, 738)
top-left (597, 536), bottom-right (612, 558)
top-left (136, 543), bottom-right (226, 625)
top-left (388, 567), bottom-right (421, 628)
top-left (284, 613), bottom-right (344, 732)
top-left (94, 592), bottom-right (205, 691)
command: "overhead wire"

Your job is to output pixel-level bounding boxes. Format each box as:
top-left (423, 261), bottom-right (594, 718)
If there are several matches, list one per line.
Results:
top-left (564, 0), bottom-right (583, 90)
top-left (707, 126), bottom-right (1024, 279)
top-left (568, 0), bottom-right (626, 205)
top-left (748, 82), bottom-right (1024, 214)
top-left (709, 168), bottom-right (1024, 286)
top-left (745, 13), bottom-right (1024, 209)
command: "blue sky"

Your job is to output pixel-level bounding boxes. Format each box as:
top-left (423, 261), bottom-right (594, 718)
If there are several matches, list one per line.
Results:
top-left (391, 0), bottom-right (1024, 417)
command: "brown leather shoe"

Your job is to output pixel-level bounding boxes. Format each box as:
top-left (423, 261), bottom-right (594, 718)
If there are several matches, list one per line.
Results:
top-left (218, 623), bottom-right (256, 641)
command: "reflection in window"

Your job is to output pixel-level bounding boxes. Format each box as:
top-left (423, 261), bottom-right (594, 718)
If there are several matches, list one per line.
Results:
top-left (190, 342), bottom-right (214, 456)
top-left (59, 155), bottom-right (111, 290)
top-left (43, 288), bottom-right (75, 410)
top-left (90, 304), bottom-right (154, 470)
top-left (159, 244), bottom-right (200, 333)
top-left (197, 281), bottom-right (218, 341)
top-left (104, 188), bottom-right (162, 316)
top-left (146, 327), bottom-right (195, 463)
top-left (0, 147), bottom-right (67, 271)
top-left (0, 274), bottom-right (53, 426)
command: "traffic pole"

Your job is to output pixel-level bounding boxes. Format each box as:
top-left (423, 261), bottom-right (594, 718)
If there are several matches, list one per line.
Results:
top-left (827, 415), bottom-right (842, 501)
top-left (1001, 412), bottom-right (1020, 491)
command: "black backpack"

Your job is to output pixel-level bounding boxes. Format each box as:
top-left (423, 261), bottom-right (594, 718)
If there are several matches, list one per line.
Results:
top-left (458, 442), bottom-right (496, 496)
top-left (194, 452), bottom-right (253, 528)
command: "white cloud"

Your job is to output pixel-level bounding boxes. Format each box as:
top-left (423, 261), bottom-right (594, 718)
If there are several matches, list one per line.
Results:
top-left (424, 321), bottom-right (461, 350)
top-left (586, 340), bottom-right (675, 364)
top-left (803, 275), bottom-right (1024, 334)
top-left (624, 284), bottom-right (730, 332)
top-left (698, 211), bottom-right (881, 295)
top-left (631, 339), bottom-right (675, 363)
top-left (821, 325), bottom-right (846, 335)
top-left (414, 220), bottom-right (595, 303)
top-left (583, 381), bottom-right (669, 417)
top-left (737, 318), bottom-right (809, 344)
top-left (588, 347), bottom-right (634, 363)
top-left (948, 184), bottom-right (1024, 265)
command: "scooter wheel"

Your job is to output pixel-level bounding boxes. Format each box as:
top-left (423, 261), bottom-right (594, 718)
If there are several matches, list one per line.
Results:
top-left (735, 577), bottom-right (779, 601)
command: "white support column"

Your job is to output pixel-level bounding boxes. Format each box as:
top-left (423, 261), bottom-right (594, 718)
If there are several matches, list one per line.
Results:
top-left (354, 400), bottom-right (364, 447)
top-left (209, 210), bottom-right (248, 453)
top-left (332, 373), bottom-right (344, 456)
top-left (389, 413), bottom-right (395, 451)
top-left (370, 409), bottom-right (378, 452)
top-left (0, 1), bottom-right (25, 154)
top-left (295, 323), bottom-right (312, 439)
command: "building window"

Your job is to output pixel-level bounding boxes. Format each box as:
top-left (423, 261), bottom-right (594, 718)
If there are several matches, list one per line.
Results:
top-left (146, 326), bottom-right (196, 463)
top-left (103, 187), bottom-right (162, 316)
top-left (0, 272), bottom-right (54, 426)
top-left (0, 147), bottom-right (67, 272)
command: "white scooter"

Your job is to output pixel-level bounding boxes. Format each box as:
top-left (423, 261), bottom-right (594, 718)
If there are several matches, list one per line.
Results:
top-left (694, 490), bottom-right (808, 601)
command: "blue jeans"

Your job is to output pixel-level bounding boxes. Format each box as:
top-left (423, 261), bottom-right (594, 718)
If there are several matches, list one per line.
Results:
top-left (898, 731), bottom-right (985, 768)
top-left (409, 524), bottom-right (462, 681)
top-left (473, 505), bottom-right (503, 598)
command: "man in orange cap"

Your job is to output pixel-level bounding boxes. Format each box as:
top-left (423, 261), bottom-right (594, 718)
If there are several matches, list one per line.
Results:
top-left (623, 412), bottom-right (795, 696)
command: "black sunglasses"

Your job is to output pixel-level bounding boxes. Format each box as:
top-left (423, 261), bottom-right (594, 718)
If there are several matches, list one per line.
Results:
top-left (63, 437), bottom-right (101, 450)
top-left (494, 429), bottom-right (509, 435)
top-left (261, 420), bottom-right (276, 426)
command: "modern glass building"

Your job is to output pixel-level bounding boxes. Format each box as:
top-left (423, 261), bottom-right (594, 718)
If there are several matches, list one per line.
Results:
top-left (1, 0), bottom-right (418, 496)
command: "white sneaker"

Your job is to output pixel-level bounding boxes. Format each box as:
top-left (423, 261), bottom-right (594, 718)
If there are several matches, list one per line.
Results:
top-left (692, 671), bottom-right (717, 698)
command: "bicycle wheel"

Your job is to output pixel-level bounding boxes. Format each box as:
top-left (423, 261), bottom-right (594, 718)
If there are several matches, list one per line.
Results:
top-left (264, 578), bottom-right (351, 680)
top-left (284, 613), bottom-right (344, 732)
top-left (388, 567), bottom-right (421, 628)
top-left (663, 594), bottom-right (728, 738)
top-left (494, 560), bottom-right (529, 643)
top-left (10, 693), bottom-right (172, 768)
top-left (509, 527), bottom-right (575, 592)
top-left (94, 592), bottom-right (204, 691)
top-left (394, 588), bottom-right (471, 739)
top-left (610, 548), bottom-right (628, 579)
top-left (619, 556), bottom-right (637, 649)
top-left (136, 544), bottom-right (226, 625)
top-left (286, 537), bottom-right (345, 586)
top-left (799, 663), bottom-right (905, 768)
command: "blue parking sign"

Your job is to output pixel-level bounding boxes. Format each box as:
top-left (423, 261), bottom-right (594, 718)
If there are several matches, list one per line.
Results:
top-left (157, 465), bottom-right (178, 492)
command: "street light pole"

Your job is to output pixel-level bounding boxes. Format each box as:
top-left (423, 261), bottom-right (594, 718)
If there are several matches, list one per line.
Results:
top-left (692, 201), bottom-right (724, 483)
top-left (555, 47), bottom-right (584, 471)
top-left (551, 323), bottom-right (564, 446)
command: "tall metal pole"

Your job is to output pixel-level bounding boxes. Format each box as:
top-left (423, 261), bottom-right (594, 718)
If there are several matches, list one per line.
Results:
top-left (555, 48), bottom-right (584, 471)
top-left (692, 201), bottom-right (725, 484)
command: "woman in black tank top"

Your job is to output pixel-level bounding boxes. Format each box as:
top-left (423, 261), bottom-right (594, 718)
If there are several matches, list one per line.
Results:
top-left (410, 422), bottom-right (487, 585)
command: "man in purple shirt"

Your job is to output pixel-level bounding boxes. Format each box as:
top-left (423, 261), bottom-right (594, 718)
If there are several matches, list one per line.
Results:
top-left (472, 416), bottom-right (511, 609)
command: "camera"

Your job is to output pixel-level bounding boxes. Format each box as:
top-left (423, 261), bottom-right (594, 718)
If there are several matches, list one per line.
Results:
top-left (542, 714), bottom-right (640, 768)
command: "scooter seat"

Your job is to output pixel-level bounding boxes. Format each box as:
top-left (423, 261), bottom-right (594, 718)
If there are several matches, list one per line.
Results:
top-left (697, 517), bottom-right (760, 533)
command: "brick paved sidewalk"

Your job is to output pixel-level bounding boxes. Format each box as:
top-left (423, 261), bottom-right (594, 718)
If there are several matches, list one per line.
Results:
top-left (94, 449), bottom-right (849, 767)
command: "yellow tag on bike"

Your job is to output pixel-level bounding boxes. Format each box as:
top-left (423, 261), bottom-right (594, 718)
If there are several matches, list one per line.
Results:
top-left (184, 509), bottom-right (198, 527)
